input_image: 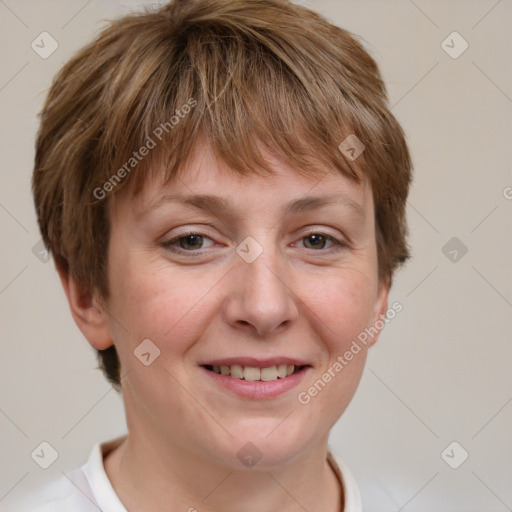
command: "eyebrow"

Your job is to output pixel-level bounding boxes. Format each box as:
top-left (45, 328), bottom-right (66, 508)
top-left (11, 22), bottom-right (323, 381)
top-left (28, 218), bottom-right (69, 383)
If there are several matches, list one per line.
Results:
top-left (144, 192), bottom-right (365, 219)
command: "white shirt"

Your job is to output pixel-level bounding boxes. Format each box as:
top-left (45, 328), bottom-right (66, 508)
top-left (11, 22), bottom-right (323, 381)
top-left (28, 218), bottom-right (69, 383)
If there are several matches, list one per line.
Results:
top-left (7, 435), bottom-right (362, 511)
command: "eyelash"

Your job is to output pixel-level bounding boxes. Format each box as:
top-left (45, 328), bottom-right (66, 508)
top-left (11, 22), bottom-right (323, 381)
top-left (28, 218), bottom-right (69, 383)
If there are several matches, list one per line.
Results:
top-left (161, 230), bottom-right (348, 256)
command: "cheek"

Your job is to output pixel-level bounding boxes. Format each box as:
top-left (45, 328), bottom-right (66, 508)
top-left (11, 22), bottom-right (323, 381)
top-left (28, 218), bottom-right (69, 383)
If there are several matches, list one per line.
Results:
top-left (108, 257), bottom-right (220, 356)
top-left (295, 271), bottom-right (375, 428)
top-left (310, 267), bottom-right (378, 411)
top-left (303, 267), bottom-right (377, 355)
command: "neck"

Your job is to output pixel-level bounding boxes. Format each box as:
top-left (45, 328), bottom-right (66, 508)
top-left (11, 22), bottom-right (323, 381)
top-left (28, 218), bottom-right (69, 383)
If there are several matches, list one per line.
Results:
top-left (104, 428), bottom-right (342, 512)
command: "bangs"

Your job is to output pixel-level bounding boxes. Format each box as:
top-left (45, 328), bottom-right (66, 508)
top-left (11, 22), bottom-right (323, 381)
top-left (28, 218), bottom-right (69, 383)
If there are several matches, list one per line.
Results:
top-left (93, 10), bottom-right (368, 201)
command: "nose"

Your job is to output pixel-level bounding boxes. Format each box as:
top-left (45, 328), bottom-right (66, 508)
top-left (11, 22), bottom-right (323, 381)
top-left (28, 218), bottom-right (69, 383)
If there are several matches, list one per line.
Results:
top-left (223, 242), bottom-right (299, 337)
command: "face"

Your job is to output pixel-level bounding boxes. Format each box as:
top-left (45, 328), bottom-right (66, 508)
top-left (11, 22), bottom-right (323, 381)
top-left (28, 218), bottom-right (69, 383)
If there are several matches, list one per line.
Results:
top-left (101, 142), bottom-right (389, 468)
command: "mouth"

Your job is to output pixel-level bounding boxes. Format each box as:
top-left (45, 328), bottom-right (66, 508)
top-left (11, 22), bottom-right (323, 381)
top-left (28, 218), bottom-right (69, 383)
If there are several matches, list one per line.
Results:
top-left (202, 363), bottom-right (308, 381)
top-left (199, 358), bottom-right (312, 399)
top-left (199, 356), bottom-right (314, 400)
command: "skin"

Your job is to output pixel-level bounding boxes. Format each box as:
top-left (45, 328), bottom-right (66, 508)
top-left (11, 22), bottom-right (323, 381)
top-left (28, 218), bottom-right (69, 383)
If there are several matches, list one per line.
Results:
top-left (59, 141), bottom-right (390, 511)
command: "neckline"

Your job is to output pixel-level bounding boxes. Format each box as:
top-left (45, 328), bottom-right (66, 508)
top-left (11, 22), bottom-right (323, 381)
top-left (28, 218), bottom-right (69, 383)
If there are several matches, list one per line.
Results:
top-left (94, 436), bottom-right (348, 511)
top-left (327, 449), bottom-right (345, 511)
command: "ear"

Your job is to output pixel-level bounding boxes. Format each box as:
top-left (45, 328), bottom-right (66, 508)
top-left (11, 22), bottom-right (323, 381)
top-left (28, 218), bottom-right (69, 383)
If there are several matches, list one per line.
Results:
top-left (367, 276), bottom-right (391, 348)
top-left (57, 267), bottom-right (114, 350)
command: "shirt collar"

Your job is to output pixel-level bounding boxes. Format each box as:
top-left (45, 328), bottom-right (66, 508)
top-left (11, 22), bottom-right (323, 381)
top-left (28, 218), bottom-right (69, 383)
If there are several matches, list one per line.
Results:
top-left (327, 447), bottom-right (363, 512)
top-left (81, 434), bottom-right (128, 512)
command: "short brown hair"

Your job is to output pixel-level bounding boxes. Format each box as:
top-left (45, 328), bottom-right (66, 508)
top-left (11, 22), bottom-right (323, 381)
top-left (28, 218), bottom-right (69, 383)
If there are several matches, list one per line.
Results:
top-left (33, 0), bottom-right (413, 390)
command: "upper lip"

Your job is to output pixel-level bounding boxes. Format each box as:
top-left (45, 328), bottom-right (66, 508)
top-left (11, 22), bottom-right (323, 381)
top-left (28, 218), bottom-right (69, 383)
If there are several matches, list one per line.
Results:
top-left (200, 357), bottom-right (311, 368)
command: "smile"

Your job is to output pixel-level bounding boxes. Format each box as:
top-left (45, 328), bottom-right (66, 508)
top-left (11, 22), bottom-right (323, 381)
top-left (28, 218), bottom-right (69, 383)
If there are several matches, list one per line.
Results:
top-left (203, 364), bottom-right (305, 381)
top-left (199, 358), bottom-right (311, 399)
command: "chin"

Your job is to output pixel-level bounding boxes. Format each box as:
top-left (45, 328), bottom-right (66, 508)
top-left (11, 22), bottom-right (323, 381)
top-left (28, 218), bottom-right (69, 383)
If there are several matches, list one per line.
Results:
top-left (207, 417), bottom-right (319, 470)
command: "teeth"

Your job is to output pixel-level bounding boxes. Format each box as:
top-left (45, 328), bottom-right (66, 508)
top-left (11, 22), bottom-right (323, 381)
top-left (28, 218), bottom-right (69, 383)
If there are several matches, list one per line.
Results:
top-left (243, 366), bottom-right (260, 381)
top-left (277, 364), bottom-right (287, 378)
top-left (260, 366), bottom-right (278, 381)
top-left (230, 364), bottom-right (244, 379)
top-left (209, 364), bottom-right (299, 381)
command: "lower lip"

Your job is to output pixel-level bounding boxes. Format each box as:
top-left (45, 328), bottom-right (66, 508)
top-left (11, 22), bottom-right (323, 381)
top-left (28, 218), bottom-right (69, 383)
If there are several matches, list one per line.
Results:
top-left (200, 366), bottom-right (311, 400)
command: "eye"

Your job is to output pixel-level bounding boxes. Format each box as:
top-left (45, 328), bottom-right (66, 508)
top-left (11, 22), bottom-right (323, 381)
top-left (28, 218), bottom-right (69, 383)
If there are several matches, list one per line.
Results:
top-left (161, 230), bottom-right (347, 256)
top-left (295, 232), bottom-right (347, 251)
top-left (161, 232), bottom-right (215, 253)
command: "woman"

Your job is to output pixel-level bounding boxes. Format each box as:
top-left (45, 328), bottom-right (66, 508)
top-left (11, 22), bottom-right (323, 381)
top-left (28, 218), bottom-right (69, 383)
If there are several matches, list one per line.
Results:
top-left (17, 0), bottom-right (412, 510)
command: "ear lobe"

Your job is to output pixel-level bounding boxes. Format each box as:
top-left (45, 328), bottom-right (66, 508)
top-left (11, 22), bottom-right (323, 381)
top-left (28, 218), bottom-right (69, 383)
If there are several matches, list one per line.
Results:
top-left (367, 277), bottom-right (391, 348)
top-left (57, 268), bottom-right (114, 350)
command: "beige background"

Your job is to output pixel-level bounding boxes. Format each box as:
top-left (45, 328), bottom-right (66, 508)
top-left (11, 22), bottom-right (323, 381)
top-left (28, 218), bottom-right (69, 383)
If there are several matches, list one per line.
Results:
top-left (1, 0), bottom-right (511, 510)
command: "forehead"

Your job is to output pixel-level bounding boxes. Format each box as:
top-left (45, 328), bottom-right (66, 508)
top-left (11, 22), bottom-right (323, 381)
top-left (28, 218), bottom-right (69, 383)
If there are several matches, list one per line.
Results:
top-left (112, 141), bottom-right (373, 222)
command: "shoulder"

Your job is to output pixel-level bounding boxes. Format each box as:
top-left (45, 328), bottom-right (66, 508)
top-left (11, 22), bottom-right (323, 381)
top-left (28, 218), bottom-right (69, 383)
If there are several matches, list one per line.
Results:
top-left (5, 436), bottom-right (127, 512)
top-left (5, 467), bottom-right (98, 512)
